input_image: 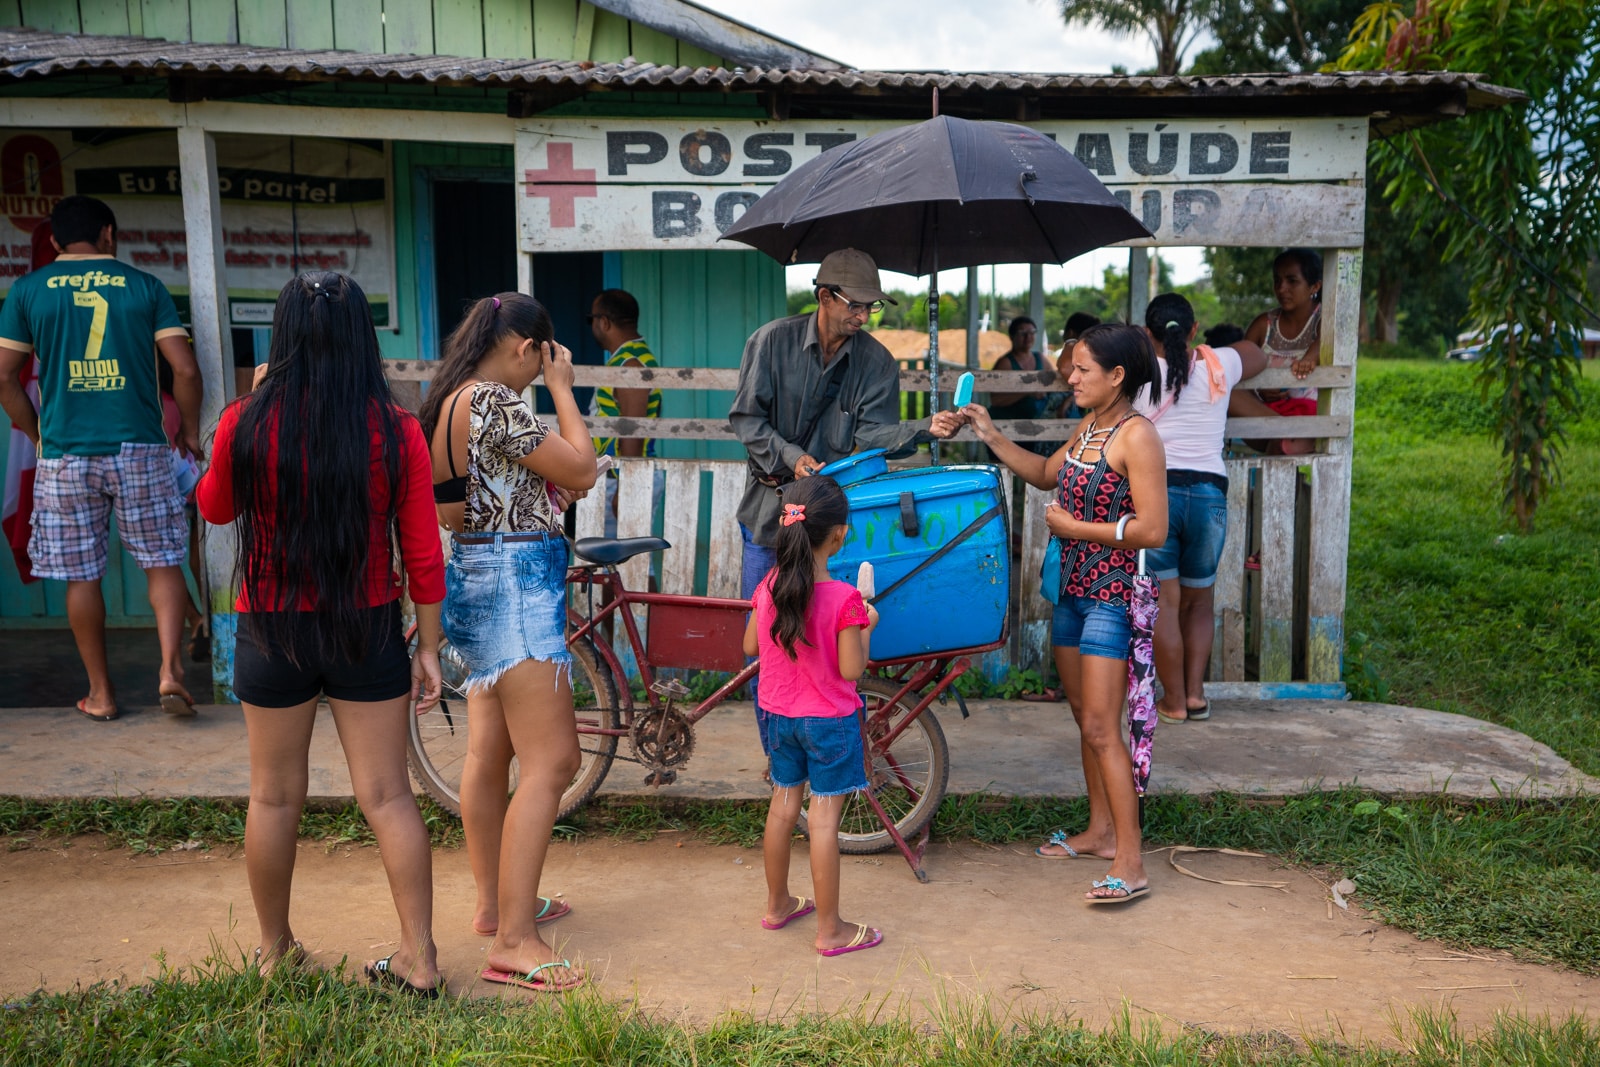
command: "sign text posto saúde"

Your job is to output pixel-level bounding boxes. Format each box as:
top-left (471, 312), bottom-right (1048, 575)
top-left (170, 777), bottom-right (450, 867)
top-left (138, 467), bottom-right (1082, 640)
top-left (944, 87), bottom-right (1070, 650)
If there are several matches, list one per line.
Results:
top-left (515, 118), bottom-right (1368, 253)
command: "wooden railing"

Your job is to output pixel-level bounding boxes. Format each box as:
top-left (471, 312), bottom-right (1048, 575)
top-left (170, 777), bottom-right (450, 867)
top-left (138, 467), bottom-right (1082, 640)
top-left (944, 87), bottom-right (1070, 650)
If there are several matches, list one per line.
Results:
top-left (389, 358), bottom-right (1354, 694)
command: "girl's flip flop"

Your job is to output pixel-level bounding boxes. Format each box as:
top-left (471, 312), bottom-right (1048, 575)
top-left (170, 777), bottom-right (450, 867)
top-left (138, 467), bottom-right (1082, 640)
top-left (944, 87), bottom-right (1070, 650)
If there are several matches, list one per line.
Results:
top-left (1034, 830), bottom-right (1085, 859)
top-left (159, 691), bottom-right (196, 718)
top-left (480, 960), bottom-right (585, 993)
top-left (76, 698), bottom-right (118, 722)
top-left (1085, 877), bottom-right (1150, 905)
top-left (761, 896), bottom-right (815, 930)
top-left (817, 924), bottom-right (883, 957)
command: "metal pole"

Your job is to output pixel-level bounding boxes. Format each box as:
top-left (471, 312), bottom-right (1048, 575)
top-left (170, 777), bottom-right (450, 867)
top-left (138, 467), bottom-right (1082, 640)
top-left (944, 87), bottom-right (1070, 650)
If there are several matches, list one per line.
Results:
top-left (965, 265), bottom-right (980, 369)
top-left (1028, 264), bottom-right (1045, 356)
top-left (928, 267), bottom-right (941, 465)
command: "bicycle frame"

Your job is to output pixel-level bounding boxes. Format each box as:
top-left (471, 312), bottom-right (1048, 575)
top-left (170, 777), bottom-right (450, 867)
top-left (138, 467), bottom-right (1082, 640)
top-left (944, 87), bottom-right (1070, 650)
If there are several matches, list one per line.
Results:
top-left (565, 559), bottom-right (1007, 880)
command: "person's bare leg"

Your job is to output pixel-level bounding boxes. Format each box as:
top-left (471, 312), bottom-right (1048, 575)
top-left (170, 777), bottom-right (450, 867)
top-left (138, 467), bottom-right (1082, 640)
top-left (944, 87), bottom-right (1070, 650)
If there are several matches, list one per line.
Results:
top-left (1153, 576), bottom-right (1187, 720)
top-left (762, 784), bottom-right (805, 926)
top-left (1181, 584), bottom-right (1217, 713)
top-left (144, 565), bottom-right (191, 702)
top-left (1078, 654), bottom-right (1147, 898)
top-left (459, 687), bottom-right (514, 936)
top-left (1035, 644), bottom-right (1117, 859)
top-left (483, 658), bottom-right (583, 986)
top-left (806, 793), bottom-right (875, 951)
top-left (66, 579), bottom-right (116, 716)
top-left (242, 697), bottom-right (318, 968)
top-left (329, 694), bottom-right (440, 992)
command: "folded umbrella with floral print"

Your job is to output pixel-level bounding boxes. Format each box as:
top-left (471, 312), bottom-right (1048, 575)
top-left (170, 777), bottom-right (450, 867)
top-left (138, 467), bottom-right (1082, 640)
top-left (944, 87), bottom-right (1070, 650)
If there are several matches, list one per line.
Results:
top-left (1127, 548), bottom-right (1160, 805)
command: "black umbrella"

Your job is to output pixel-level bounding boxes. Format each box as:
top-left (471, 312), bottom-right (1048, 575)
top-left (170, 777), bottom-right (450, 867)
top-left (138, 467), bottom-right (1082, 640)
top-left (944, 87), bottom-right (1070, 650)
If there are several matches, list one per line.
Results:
top-left (721, 114), bottom-right (1151, 443)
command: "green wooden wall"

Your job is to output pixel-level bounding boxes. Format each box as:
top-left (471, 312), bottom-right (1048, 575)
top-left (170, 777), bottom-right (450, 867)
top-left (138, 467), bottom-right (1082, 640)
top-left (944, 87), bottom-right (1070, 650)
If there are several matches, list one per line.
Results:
top-left (1, 0), bottom-right (727, 65)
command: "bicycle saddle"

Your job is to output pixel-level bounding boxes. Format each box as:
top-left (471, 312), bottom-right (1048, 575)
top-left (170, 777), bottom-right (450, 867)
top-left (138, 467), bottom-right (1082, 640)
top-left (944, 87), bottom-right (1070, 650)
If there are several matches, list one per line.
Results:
top-left (572, 536), bottom-right (671, 566)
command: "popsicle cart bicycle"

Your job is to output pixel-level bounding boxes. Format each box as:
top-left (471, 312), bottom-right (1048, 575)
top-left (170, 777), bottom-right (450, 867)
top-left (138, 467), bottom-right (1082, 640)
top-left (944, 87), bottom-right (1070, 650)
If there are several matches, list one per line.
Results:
top-left (406, 456), bottom-right (1011, 882)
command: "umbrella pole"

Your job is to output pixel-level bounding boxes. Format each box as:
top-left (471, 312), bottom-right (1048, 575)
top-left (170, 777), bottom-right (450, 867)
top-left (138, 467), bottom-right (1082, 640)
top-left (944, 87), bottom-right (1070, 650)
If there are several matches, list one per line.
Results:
top-left (927, 252), bottom-right (941, 465)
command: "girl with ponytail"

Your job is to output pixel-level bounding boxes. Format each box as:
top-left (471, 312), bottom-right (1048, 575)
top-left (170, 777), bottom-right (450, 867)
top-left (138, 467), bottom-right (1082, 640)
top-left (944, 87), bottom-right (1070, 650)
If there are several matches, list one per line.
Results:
top-left (1139, 293), bottom-right (1267, 726)
top-left (426, 292), bottom-right (598, 993)
top-left (741, 474), bottom-right (884, 956)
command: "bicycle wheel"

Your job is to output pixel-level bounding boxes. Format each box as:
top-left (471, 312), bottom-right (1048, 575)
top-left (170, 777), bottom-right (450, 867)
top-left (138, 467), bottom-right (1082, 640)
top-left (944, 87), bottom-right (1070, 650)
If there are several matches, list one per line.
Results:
top-left (403, 630), bottom-right (621, 820)
top-left (406, 632), bottom-right (479, 816)
top-left (799, 675), bottom-right (950, 855)
top-left (559, 637), bottom-right (621, 821)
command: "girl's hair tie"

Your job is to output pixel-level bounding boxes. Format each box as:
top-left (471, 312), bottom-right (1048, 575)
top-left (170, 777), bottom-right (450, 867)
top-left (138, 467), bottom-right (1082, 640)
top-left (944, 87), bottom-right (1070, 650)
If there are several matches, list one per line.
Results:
top-left (1165, 320), bottom-right (1180, 330)
top-left (781, 503), bottom-right (807, 527)
top-left (492, 297), bottom-right (501, 309)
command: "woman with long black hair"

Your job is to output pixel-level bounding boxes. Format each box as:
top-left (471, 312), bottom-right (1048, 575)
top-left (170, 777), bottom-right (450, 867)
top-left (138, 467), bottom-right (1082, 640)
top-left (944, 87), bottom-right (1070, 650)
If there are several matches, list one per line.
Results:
top-left (197, 271), bottom-right (446, 995)
top-left (422, 293), bottom-right (597, 993)
top-left (1141, 294), bottom-right (1268, 724)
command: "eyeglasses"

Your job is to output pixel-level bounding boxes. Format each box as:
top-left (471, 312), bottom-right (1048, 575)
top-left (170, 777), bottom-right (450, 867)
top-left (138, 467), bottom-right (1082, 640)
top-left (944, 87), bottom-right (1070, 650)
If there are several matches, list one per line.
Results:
top-left (827, 288), bottom-right (884, 315)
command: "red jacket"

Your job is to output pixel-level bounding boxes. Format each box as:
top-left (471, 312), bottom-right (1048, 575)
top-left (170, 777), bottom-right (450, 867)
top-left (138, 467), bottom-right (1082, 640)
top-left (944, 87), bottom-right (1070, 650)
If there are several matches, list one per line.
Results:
top-left (197, 400), bottom-right (446, 611)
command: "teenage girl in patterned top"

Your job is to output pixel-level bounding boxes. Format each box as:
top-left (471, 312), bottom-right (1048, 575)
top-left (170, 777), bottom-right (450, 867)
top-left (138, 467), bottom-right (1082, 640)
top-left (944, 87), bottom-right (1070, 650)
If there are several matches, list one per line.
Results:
top-left (1229, 247), bottom-right (1323, 455)
top-left (931, 324), bottom-right (1167, 904)
top-left (421, 293), bottom-right (598, 993)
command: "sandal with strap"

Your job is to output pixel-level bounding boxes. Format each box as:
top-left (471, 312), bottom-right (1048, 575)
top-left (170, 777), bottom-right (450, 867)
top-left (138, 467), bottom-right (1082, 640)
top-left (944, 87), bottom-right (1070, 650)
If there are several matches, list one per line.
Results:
top-left (480, 960), bottom-right (585, 993)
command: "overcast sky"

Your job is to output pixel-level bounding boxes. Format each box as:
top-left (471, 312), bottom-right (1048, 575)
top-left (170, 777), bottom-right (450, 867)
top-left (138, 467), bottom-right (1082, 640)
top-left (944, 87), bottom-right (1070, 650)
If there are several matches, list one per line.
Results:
top-left (694, 0), bottom-right (1208, 300)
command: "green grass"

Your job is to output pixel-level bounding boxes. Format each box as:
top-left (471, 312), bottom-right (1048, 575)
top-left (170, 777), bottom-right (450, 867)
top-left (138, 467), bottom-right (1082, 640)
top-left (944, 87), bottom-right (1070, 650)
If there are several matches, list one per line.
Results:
top-left (1345, 361), bottom-right (1600, 776)
top-left (3, 954), bottom-right (1599, 1066)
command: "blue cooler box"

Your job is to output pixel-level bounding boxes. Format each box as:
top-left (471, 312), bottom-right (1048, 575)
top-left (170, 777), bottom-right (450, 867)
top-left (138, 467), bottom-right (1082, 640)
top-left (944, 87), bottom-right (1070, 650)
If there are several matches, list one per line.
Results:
top-left (826, 464), bottom-right (1010, 661)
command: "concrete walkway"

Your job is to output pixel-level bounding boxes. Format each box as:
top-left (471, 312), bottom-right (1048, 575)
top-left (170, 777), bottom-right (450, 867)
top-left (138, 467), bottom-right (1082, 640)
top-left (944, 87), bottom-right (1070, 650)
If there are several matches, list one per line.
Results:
top-left (3, 696), bottom-right (1594, 802)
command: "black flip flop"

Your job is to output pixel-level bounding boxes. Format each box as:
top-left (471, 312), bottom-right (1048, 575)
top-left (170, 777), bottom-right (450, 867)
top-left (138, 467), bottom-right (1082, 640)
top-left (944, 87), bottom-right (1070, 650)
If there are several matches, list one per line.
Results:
top-left (76, 698), bottom-right (118, 722)
top-left (365, 954), bottom-right (444, 999)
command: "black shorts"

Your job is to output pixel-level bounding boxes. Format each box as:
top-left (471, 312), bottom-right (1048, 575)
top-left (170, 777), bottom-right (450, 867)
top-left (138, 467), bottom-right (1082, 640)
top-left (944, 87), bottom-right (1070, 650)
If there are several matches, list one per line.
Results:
top-left (233, 601), bottom-right (411, 707)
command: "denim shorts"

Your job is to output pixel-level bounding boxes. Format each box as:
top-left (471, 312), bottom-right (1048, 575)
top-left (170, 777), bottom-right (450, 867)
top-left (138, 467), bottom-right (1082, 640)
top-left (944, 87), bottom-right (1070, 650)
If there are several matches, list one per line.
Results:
top-left (442, 533), bottom-right (571, 693)
top-left (767, 711), bottom-right (869, 797)
top-left (1051, 593), bottom-right (1133, 659)
top-left (1146, 480), bottom-right (1228, 587)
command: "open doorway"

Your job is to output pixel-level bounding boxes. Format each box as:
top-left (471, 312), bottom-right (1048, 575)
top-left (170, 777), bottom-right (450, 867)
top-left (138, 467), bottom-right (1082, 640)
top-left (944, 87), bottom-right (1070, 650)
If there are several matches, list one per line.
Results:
top-left (429, 178), bottom-right (605, 412)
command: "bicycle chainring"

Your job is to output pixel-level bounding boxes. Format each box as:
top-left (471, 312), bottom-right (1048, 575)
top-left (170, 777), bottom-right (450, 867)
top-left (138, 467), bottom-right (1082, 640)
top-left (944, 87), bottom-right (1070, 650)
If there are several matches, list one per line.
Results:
top-left (629, 707), bottom-right (695, 769)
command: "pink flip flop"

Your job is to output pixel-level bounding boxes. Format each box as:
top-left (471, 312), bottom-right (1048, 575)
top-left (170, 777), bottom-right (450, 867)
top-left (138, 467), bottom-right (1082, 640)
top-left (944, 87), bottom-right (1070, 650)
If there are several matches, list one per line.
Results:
top-left (818, 924), bottom-right (883, 957)
top-left (480, 961), bottom-right (585, 994)
top-left (760, 896), bottom-right (815, 930)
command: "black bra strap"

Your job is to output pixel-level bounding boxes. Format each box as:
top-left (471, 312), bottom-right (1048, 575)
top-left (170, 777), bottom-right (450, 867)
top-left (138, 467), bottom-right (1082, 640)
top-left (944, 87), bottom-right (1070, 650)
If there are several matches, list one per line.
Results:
top-left (446, 387), bottom-right (467, 479)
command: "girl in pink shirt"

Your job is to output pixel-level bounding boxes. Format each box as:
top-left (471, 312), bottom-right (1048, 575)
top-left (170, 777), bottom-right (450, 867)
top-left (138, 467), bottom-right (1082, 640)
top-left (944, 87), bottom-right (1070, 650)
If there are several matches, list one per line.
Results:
top-left (742, 474), bottom-right (883, 957)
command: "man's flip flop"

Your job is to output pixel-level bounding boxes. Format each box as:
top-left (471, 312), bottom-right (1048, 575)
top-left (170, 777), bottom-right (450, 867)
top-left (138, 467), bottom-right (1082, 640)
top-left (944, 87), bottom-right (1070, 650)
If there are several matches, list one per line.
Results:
top-left (480, 961), bottom-right (585, 993)
top-left (77, 698), bottom-right (118, 722)
top-left (817, 924), bottom-right (883, 957)
top-left (1186, 702), bottom-right (1211, 721)
top-left (760, 896), bottom-right (815, 930)
top-left (1084, 877), bottom-right (1150, 905)
top-left (1157, 710), bottom-right (1187, 725)
top-left (1034, 830), bottom-right (1087, 859)
top-left (159, 692), bottom-right (196, 718)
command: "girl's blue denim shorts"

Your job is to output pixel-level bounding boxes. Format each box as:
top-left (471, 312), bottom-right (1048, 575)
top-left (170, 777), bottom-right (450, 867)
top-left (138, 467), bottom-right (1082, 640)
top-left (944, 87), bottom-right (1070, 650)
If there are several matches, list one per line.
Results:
top-left (442, 533), bottom-right (571, 693)
top-left (766, 712), bottom-right (869, 797)
top-left (1051, 593), bottom-right (1132, 659)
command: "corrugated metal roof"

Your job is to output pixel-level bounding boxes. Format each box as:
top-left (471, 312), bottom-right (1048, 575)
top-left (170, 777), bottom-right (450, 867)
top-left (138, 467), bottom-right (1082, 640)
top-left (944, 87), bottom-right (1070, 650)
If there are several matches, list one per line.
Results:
top-left (0, 27), bottom-right (1521, 128)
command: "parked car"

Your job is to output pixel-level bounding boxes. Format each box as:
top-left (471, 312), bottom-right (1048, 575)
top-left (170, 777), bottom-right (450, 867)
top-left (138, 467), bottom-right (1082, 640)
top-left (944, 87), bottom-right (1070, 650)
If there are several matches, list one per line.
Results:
top-left (1446, 325), bottom-right (1600, 362)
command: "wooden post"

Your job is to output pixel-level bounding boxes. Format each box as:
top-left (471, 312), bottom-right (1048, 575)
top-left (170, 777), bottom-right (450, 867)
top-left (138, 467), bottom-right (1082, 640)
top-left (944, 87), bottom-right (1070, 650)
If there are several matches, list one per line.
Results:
top-left (1307, 246), bottom-right (1362, 684)
top-left (1028, 264), bottom-right (1045, 351)
top-left (1128, 247), bottom-right (1150, 325)
top-left (177, 124), bottom-right (236, 699)
top-left (965, 265), bottom-right (980, 368)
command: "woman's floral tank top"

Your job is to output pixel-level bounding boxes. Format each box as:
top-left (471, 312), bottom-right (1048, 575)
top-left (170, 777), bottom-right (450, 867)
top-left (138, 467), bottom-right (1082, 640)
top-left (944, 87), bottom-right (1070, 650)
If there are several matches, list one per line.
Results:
top-left (1059, 414), bottom-right (1139, 606)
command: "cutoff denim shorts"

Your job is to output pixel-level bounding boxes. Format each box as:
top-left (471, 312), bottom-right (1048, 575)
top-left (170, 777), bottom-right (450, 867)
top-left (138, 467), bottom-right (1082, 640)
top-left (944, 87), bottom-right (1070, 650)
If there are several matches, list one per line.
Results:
top-left (1051, 593), bottom-right (1133, 660)
top-left (442, 533), bottom-right (571, 693)
top-left (1147, 480), bottom-right (1228, 587)
top-left (767, 711), bottom-right (869, 797)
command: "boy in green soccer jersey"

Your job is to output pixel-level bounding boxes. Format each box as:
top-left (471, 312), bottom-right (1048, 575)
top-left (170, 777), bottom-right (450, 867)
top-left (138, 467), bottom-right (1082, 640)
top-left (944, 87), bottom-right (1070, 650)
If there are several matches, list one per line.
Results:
top-left (0, 196), bottom-right (205, 721)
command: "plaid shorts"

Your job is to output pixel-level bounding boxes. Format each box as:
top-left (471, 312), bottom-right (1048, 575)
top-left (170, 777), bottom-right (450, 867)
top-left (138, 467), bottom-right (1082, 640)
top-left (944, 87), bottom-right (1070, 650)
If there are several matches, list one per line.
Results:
top-left (30, 442), bottom-right (188, 581)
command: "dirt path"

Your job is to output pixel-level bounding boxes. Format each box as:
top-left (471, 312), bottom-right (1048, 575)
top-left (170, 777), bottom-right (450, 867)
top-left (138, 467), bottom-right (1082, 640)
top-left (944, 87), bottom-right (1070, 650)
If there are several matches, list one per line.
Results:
top-left (3, 835), bottom-right (1595, 1041)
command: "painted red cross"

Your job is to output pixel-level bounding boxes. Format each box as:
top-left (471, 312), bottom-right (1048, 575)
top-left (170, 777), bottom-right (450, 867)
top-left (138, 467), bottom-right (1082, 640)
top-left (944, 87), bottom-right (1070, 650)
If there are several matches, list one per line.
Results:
top-left (523, 142), bottom-right (597, 228)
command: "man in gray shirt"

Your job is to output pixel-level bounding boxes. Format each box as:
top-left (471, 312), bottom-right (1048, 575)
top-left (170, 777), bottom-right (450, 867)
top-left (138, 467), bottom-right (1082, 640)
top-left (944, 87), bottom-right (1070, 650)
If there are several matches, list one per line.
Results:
top-left (730, 248), bottom-right (927, 748)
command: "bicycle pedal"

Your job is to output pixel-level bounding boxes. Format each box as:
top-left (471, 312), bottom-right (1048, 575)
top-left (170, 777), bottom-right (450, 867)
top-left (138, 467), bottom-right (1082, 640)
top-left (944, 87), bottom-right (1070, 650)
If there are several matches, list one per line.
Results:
top-left (649, 678), bottom-right (691, 699)
top-left (643, 769), bottom-right (678, 788)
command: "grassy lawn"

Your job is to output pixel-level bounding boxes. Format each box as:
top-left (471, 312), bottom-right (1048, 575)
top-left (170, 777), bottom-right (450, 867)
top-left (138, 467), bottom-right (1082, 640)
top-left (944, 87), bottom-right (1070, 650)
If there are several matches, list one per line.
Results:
top-left (1345, 360), bottom-right (1600, 776)
top-left (5, 359), bottom-right (1600, 1061)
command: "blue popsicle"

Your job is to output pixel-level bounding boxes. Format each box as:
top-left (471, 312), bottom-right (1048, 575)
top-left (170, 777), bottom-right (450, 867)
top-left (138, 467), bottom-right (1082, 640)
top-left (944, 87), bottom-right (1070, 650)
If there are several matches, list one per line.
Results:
top-left (953, 371), bottom-right (975, 408)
